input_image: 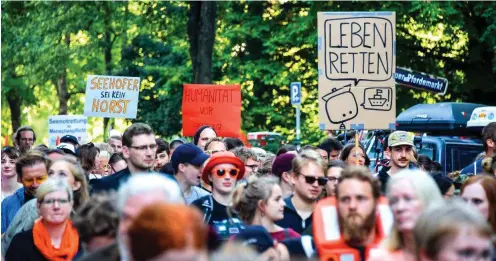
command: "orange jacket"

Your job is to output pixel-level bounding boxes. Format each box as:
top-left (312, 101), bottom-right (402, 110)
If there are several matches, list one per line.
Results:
top-left (313, 197), bottom-right (394, 261)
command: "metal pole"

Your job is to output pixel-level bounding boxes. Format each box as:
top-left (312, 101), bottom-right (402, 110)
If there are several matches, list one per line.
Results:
top-left (296, 105), bottom-right (301, 148)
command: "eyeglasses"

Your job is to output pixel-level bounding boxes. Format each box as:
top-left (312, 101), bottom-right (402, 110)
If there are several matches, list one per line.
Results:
top-left (327, 177), bottom-right (339, 182)
top-left (22, 175), bottom-right (48, 186)
top-left (129, 144), bottom-right (157, 151)
top-left (211, 167), bottom-right (240, 179)
top-left (300, 174), bottom-right (328, 186)
top-left (41, 198), bottom-right (70, 206)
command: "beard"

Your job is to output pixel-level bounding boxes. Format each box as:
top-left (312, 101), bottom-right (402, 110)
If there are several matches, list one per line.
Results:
top-left (340, 209), bottom-right (376, 246)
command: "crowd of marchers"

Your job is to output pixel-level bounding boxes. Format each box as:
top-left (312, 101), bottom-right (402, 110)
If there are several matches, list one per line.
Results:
top-left (1, 122), bottom-right (495, 261)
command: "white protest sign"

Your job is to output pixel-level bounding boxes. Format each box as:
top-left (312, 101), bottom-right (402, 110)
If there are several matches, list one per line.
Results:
top-left (318, 12), bottom-right (396, 130)
top-left (48, 115), bottom-right (88, 147)
top-left (84, 75), bottom-right (141, 118)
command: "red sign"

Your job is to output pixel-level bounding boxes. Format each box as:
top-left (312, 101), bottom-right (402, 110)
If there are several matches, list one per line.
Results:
top-left (182, 84), bottom-right (241, 137)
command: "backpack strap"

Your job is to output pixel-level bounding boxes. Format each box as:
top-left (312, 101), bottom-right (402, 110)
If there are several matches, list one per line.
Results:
top-left (201, 195), bottom-right (214, 224)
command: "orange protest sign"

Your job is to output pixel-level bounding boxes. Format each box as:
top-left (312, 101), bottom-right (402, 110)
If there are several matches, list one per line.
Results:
top-left (182, 84), bottom-right (241, 137)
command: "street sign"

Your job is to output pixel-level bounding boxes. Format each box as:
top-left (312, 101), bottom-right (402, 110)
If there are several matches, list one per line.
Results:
top-left (394, 67), bottom-right (448, 95)
top-left (290, 82), bottom-right (301, 105)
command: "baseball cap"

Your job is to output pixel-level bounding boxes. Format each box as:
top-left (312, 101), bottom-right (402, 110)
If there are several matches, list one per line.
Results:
top-left (272, 153), bottom-right (296, 178)
top-left (201, 151), bottom-right (245, 184)
top-left (170, 138), bottom-right (186, 149)
top-left (56, 142), bottom-right (76, 156)
top-left (234, 225), bottom-right (275, 253)
top-left (388, 131), bottom-right (415, 147)
top-left (60, 135), bottom-right (79, 146)
top-left (171, 143), bottom-right (209, 173)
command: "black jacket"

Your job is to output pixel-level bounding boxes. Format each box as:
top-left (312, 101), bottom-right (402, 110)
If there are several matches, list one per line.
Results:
top-left (77, 243), bottom-right (119, 261)
top-left (5, 229), bottom-right (83, 261)
top-left (275, 196), bottom-right (313, 234)
top-left (90, 168), bottom-right (131, 194)
top-left (377, 166), bottom-right (391, 195)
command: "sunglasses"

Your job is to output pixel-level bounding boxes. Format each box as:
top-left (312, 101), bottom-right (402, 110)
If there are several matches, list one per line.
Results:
top-left (22, 174), bottom-right (49, 186)
top-left (300, 174), bottom-right (328, 186)
top-left (211, 167), bottom-right (240, 179)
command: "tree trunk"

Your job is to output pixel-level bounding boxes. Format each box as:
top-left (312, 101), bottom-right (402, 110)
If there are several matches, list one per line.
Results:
top-left (187, 1), bottom-right (217, 84)
top-left (57, 33), bottom-right (71, 115)
top-left (7, 91), bottom-right (22, 134)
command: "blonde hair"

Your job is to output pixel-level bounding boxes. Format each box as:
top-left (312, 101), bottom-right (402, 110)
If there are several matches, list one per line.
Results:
top-left (36, 178), bottom-right (73, 204)
top-left (51, 155), bottom-right (89, 209)
top-left (95, 142), bottom-right (114, 156)
top-left (292, 149), bottom-right (326, 177)
top-left (383, 169), bottom-right (444, 251)
top-left (414, 199), bottom-right (493, 260)
top-left (230, 175), bottom-right (280, 223)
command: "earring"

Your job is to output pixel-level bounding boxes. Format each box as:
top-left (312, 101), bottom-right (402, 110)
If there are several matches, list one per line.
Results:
top-left (261, 211), bottom-right (265, 217)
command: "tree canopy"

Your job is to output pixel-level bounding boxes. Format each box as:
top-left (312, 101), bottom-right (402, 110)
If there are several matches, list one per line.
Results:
top-left (2, 1), bottom-right (495, 145)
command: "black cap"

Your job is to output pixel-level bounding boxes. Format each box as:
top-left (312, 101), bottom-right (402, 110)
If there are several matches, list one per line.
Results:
top-left (60, 135), bottom-right (79, 146)
top-left (234, 225), bottom-right (274, 253)
top-left (170, 143), bottom-right (210, 173)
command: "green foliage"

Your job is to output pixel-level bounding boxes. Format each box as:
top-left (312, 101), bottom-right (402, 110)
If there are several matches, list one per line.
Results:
top-left (2, 1), bottom-right (495, 145)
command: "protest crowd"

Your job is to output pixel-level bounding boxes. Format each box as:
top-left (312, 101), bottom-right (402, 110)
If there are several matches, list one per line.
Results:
top-left (0, 121), bottom-right (495, 261)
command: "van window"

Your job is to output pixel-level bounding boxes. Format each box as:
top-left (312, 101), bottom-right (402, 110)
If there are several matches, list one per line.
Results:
top-left (418, 142), bottom-right (437, 162)
top-left (446, 144), bottom-right (483, 173)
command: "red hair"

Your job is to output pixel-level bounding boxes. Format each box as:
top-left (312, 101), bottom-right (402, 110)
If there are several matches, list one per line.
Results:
top-left (461, 175), bottom-right (496, 233)
top-left (128, 203), bottom-right (208, 261)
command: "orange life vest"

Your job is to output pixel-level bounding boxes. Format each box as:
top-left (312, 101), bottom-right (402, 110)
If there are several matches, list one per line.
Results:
top-left (312, 196), bottom-right (393, 261)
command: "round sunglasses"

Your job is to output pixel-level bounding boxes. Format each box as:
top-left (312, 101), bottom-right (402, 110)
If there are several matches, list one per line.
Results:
top-left (211, 167), bottom-right (240, 179)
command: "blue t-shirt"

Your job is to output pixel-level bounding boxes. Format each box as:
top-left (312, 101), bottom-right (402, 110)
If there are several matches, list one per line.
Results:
top-left (460, 158), bottom-right (483, 175)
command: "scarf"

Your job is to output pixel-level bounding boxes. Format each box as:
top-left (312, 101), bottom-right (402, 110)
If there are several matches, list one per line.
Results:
top-left (32, 218), bottom-right (79, 261)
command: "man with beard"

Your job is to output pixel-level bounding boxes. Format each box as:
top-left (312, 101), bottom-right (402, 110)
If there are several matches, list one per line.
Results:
top-left (92, 123), bottom-right (157, 193)
top-left (461, 122), bottom-right (496, 175)
top-left (78, 173), bottom-right (185, 261)
top-left (377, 131), bottom-right (415, 193)
top-left (14, 126), bottom-right (36, 155)
top-left (312, 166), bottom-right (390, 261)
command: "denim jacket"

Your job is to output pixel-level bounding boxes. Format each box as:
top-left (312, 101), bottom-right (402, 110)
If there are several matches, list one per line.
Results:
top-left (1, 187), bottom-right (25, 233)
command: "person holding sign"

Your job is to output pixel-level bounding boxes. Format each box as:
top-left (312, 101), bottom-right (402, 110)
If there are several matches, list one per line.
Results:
top-left (91, 123), bottom-right (157, 193)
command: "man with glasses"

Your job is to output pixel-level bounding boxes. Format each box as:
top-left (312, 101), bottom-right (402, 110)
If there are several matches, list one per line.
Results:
top-left (232, 147), bottom-right (259, 179)
top-left (1, 151), bottom-right (50, 233)
top-left (172, 143), bottom-right (210, 204)
top-left (14, 126), bottom-right (36, 155)
top-left (276, 150), bottom-right (328, 234)
top-left (92, 123), bottom-right (157, 193)
top-left (204, 137), bottom-right (227, 155)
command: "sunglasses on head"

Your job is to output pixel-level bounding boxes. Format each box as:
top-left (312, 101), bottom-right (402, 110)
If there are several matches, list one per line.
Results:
top-left (301, 174), bottom-right (328, 186)
top-left (211, 167), bottom-right (240, 179)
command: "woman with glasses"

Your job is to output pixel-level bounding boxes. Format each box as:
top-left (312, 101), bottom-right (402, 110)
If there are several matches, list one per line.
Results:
top-left (191, 151), bottom-right (245, 239)
top-left (275, 150), bottom-right (328, 234)
top-left (231, 175), bottom-right (301, 241)
top-left (1, 155), bottom-right (90, 256)
top-left (1, 147), bottom-right (22, 201)
top-left (6, 178), bottom-right (83, 260)
top-left (368, 169), bottom-right (444, 261)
